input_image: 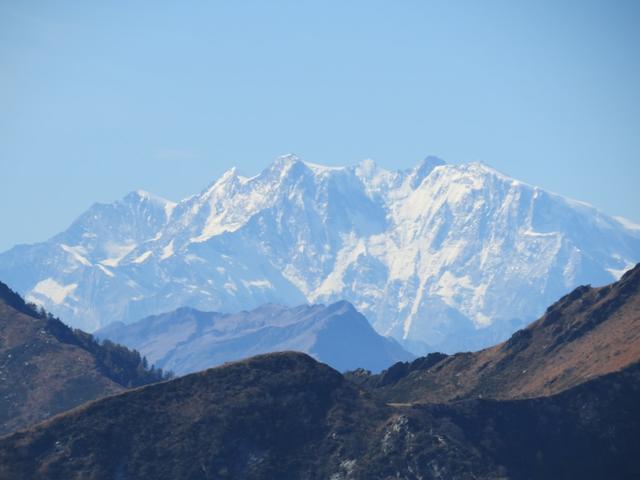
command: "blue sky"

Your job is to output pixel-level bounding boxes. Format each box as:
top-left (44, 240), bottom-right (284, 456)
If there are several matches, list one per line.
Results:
top-left (1, 1), bottom-right (639, 252)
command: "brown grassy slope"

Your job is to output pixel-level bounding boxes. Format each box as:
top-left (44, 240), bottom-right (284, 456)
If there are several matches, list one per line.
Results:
top-left (0, 281), bottom-right (165, 435)
top-left (0, 351), bottom-right (639, 480)
top-left (419, 360), bottom-right (640, 480)
top-left (0, 303), bottom-right (123, 435)
top-left (0, 353), bottom-right (393, 480)
top-left (350, 263), bottom-right (640, 403)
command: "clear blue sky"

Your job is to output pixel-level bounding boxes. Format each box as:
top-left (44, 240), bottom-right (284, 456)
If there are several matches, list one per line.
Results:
top-left (1, 1), bottom-right (639, 252)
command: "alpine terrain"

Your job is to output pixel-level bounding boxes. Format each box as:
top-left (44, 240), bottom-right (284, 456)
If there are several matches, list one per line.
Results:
top-left (1, 155), bottom-right (638, 352)
top-left (2, 264), bottom-right (639, 479)
top-left (95, 301), bottom-right (414, 375)
top-left (0, 281), bottom-right (167, 436)
top-left (349, 262), bottom-right (640, 403)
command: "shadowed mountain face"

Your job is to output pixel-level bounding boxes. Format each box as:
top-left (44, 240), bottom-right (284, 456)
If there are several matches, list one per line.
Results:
top-left (0, 281), bottom-right (166, 436)
top-left (95, 301), bottom-right (414, 375)
top-left (348, 263), bottom-right (640, 404)
top-left (0, 352), bottom-right (638, 479)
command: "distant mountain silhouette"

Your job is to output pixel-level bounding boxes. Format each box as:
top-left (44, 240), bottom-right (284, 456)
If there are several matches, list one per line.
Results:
top-left (0, 280), bottom-right (168, 435)
top-left (96, 301), bottom-right (414, 374)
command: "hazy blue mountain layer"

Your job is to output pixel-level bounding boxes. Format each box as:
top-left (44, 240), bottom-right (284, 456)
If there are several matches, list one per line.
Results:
top-left (96, 301), bottom-right (414, 374)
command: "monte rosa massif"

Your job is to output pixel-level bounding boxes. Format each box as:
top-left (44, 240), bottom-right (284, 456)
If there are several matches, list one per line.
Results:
top-left (1, 155), bottom-right (638, 353)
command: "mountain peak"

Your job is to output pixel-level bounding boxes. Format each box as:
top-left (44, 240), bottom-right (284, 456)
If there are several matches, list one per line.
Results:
top-left (96, 300), bottom-right (414, 374)
top-left (272, 153), bottom-right (301, 169)
top-left (326, 299), bottom-right (357, 314)
top-left (262, 154), bottom-right (309, 181)
top-left (419, 155), bottom-right (446, 169)
top-left (464, 161), bottom-right (515, 181)
top-left (122, 190), bottom-right (177, 220)
top-left (125, 189), bottom-right (174, 205)
top-left (354, 158), bottom-right (384, 179)
top-left (2, 154), bottom-right (638, 350)
top-left (410, 156), bottom-right (446, 188)
top-left (221, 166), bottom-right (238, 178)
top-left (134, 189), bottom-right (153, 199)
top-left (213, 166), bottom-right (240, 188)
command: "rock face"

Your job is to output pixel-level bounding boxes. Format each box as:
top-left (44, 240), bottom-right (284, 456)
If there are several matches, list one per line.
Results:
top-left (348, 263), bottom-right (640, 404)
top-left (1, 155), bottom-right (638, 352)
top-left (96, 301), bottom-right (414, 375)
top-left (1, 351), bottom-right (638, 480)
top-left (0, 281), bottom-right (166, 436)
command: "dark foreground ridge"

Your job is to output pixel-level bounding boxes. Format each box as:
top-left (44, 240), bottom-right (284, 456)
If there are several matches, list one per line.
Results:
top-left (0, 280), bottom-right (169, 435)
top-left (0, 351), bottom-right (639, 479)
top-left (1, 267), bottom-right (639, 478)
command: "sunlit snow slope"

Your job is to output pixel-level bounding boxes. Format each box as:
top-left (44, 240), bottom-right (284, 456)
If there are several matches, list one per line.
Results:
top-left (1, 155), bottom-right (638, 353)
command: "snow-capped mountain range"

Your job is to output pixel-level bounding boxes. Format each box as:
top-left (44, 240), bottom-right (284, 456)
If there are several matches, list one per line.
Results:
top-left (1, 155), bottom-right (638, 352)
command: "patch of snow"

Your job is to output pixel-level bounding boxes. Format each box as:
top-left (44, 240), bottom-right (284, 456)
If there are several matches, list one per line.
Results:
top-left (160, 240), bottom-right (174, 260)
top-left (607, 258), bottom-right (635, 280)
top-left (238, 173), bottom-right (259, 185)
top-left (29, 278), bottom-right (78, 305)
top-left (190, 222), bottom-right (242, 243)
top-left (184, 254), bottom-right (205, 264)
top-left (312, 234), bottom-right (366, 298)
top-left (303, 161), bottom-right (345, 174)
top-left (101, 242), bottom-right (137, 267)
top-left (468, 162), bottom-right (536, 189)
top-left (134, 189), bottom-right (153, 199)
top-left (563, 196), bottom-right (596, 210)
top-left (355, 158), bottom-right (379, 178)
top-left (96, 264), bottom-right (115, 277)
top-left (164, 202), bottom-right (177, 220)
top-left (60, 244), bottom-right (92, 266)
top-left (241, 279), bottom-right (273, 289)
top-left (434, 271), bottom-right (472, 306)
top-left (133, 189), bottom-right (176, 220)
top-left (474, 312), bottom-right (492, 327)
top-left (614, 216), bottom-right (640, 231)
top-left (131, 251), bottom-right (152, 264)
top-left (282, 267), bottom-right (313, 297)
top-left (522, 229), bottom-right (558, 237)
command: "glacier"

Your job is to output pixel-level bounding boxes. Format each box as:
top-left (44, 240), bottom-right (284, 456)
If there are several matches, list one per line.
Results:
top-left (1, 154), bottom-right (638, 353)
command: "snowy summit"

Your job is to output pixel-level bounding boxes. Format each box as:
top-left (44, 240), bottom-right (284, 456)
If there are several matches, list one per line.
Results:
top-left (1, 155), bottom-right (638, 353)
